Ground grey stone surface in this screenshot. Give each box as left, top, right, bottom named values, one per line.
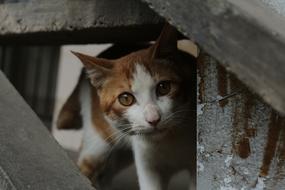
left=0, top=0, right=163, bottom=44
left=261, top=0, right=285, bottom=17
left=197, top=52, right=285, bottom=189
left=142, top=0, right=285, bottom=116
left=0, top=71, right=95, bottom=190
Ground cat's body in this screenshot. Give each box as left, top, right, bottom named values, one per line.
left=57, top=24, right=196, bottom=190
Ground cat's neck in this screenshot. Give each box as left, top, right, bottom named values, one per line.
left=131, top=121, right=192, bottom=147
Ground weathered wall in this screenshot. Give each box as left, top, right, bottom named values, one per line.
left=197, top=52, right=285, bottom=189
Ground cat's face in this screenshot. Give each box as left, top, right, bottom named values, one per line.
left=99, top=52, right=187, bottom=137
left=73, top=24, right=195, bottom=138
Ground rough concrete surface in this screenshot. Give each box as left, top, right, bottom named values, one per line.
left=197, top=52, right=285, bottom=189
left=0, top=71, right=94, bottom=190
left=261, top=0, right=285, bottom=16
left=0, top=0, right=163, bottom=44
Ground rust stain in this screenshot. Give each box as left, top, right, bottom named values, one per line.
left=260, top=111, right=283, bottom=177
left=240, top=93, right=255, bottom=158
left=235, top=137, right=251, bottom=159
left=217, top=64, right=228, bottom=107
left=231, top=75, right=255, bottom=159
left=277, top=122, right=285, bottom=161
left=278, top=130, right=285, bottom=160
left=197, top=53, right=206, bottom=103
left=246, top=127, right=257, bottom=138
left=244, top=93, right=254, bottom=129
left=272, top=116, right=285, bottom=182
left=237, top=137, right=251, bottom=159
left=232, top=96, right=249, bottom=159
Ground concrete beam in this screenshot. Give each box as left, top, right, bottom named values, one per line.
left=0, top=0, right=163, bottom=44
left=143, top=0, right=285, bottom=115
left=0, top=71, right=94, bottom=190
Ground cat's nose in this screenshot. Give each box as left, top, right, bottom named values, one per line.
left=144, top=104, right=161, bottom=127
left=147, top=117, right=161, bottom=127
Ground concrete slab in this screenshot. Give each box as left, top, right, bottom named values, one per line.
left=0, top=71, right=94, bottom=190
left=0, top=0, right=163, bottom=44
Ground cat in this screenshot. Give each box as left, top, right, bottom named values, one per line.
left=57, top=23, right=197, bottom=190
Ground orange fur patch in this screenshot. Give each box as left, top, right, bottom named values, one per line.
left=79, top=157, right=96, bottom=178
left=97, top=49, right=151, bottom=118
left=79, top=156, right=105, bottom=179
left=91, top=87, right=117, bottom=145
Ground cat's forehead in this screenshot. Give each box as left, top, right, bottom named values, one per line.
left=131, top=64, right=154, bottom=93
left=114, top=49, right=150, bottom=72
left=112, top=48, right=176, bottom=79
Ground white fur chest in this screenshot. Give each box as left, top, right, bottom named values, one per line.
left=132, top=126, right=192, bottom=173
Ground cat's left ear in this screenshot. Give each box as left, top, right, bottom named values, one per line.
left=151, top=23, right=178, bottom=59
left=71, top=51, right=113, bottom=88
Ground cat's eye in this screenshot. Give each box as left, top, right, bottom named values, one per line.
left=118, top=92, right=135, bottom=106
left=156, top=81, right=171, bottom=96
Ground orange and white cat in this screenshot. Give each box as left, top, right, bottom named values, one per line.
left=57, top=24, right=196, bottom=190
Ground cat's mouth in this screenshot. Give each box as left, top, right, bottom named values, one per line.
left=128, top=127, right=168, bottom=136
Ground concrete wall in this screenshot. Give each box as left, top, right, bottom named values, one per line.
left=197, top=52, right=285, bottom=190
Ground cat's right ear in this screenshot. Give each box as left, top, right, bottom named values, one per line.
left=151, top=23, right=178, bottom=59
left=71, top=51, right=113, bottom=88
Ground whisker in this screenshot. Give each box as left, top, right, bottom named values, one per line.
left=160, top=108, right=193, bottom=126
left=103, top=126, right=133, bottom=142
left=104, top=132, right=129, bottom=159
left=82, top=127, right=129, bottom=151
